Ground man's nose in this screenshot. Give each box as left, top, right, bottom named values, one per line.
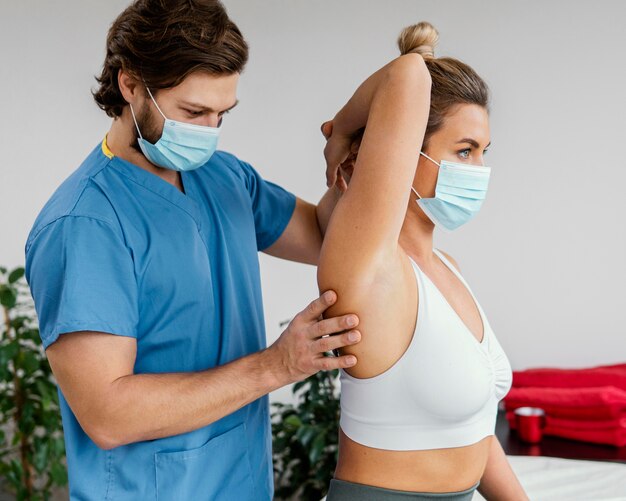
left=198, top=114, right=221, bottom=128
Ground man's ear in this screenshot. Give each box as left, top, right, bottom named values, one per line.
left=118, top=69, right=142, bottom=105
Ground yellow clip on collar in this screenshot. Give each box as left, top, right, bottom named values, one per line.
left=101, top=136, right=114, bottom=159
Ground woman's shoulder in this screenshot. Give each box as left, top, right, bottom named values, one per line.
left=435, top=248, right=461, bottom=273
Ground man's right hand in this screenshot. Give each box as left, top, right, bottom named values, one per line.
left=44, top=293, right=359, bottom=449
left=267, top=290, right=360, bottom=385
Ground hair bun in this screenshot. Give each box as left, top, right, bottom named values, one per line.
left=397, top=22, right=439, bottom=59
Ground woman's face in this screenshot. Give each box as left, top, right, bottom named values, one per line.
left=413, top=103, right=491, bottom=200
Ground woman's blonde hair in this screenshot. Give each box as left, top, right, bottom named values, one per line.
left=398, top=22, right=490, bottom=147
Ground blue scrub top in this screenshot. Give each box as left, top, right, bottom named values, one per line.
left=25, top=139, right=296, bottom=500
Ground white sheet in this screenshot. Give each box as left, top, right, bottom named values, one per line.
left=472, top=455, right=626, bottom=501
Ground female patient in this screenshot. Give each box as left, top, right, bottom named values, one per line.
left=318, top=23, right=529, bottom=500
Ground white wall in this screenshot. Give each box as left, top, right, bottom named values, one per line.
left=1, top=0, right=624, bottom=406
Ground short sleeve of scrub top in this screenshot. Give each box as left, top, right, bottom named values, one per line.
left=25, top=215, right=138, bottom=349
left=235, top=158, right=297, bottom=251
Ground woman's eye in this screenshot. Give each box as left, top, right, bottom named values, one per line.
left=458, top=149, right=471, bottom=159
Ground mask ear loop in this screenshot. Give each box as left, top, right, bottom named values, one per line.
left=130, top=83, right=168, bottom=142
left=129, top=103, right=144, bottom=140
left=419, top=151, right=440, bottom=167
left=144, top=86, right=168, bottom=121
left=412, top=151, right=440, bottom=200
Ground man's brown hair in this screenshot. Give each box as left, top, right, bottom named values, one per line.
left=93, top=0, right=248, bottom=118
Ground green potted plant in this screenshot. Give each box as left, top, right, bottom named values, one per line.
left=0, top=266, right=67, bottom=500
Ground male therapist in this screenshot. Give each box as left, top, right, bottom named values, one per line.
left=24, top=1, right=361, bottom=499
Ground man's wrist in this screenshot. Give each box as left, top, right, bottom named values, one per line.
left=255, top=346, right=291, bottom=392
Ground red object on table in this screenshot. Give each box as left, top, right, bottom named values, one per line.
left=503, top=363, right=626, bottom=447
left=514, top=407, right=547, bottom=444
left=506, top=410, right=626, bottom=447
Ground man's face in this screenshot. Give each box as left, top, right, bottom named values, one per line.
left=132, top=71, right=240, bottom=151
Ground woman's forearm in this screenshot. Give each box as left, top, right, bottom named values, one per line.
left=331, top=58, right=406, bottom=137
left=319, top=54, right=430, bottom=268
left=478, top=436, right=530, bottom=501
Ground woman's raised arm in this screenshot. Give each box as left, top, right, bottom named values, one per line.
left=318, top=54, right=431, bottom=295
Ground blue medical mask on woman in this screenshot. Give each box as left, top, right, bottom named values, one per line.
left=411, top=151, right=491, bottom=232
left=129, top=87, right=220, bottom=172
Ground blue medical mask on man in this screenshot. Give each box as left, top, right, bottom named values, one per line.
left=129, top=86, right=220, bottom=172
left=411, top=151, right=491, bottom=232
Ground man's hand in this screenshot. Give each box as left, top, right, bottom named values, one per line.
left=267, top=290, right=360, bottom=384
left=44, top=295, right=358, bottom=449
left=45, top=292, right=360, bottom=450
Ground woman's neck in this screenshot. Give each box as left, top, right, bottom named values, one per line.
left=398, top=205, right=437, bottom=264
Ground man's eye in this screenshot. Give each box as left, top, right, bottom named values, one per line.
left=186, top=109, right=203, bottom=116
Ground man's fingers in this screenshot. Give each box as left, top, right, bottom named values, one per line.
left=311, top=314, right=358, bottom=338
left=315, top=330, right=361, bottom=354
left=315, top=354, right=357, bottom=371
left=300, top=290, right=337, bottom=322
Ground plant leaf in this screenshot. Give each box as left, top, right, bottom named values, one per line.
left=0, top=285, right=17, bottom=308
left=49, top=461, right=68, bottom=485
left=8, top=268, right=25, bottom=284
left=283, top=415, right=302, bottom=429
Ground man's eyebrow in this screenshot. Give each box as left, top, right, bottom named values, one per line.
left=456, top=138, right=491, bottom=149
left=179, top=99, right=239, bottom=112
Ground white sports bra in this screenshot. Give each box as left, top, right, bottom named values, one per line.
left=339, top=248, right=513, bottom=450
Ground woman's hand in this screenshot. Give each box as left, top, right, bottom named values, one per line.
left=320, top=53, right=427, bottom=191
left=321, top=120, right=363, bottom=192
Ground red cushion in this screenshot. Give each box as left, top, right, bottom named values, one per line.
left=512, top=363, right=626, bottom=391
left=504, top=386, right=626, bottom=420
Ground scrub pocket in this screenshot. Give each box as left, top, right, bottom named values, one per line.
left=154, top=422, right=256, bottom=501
